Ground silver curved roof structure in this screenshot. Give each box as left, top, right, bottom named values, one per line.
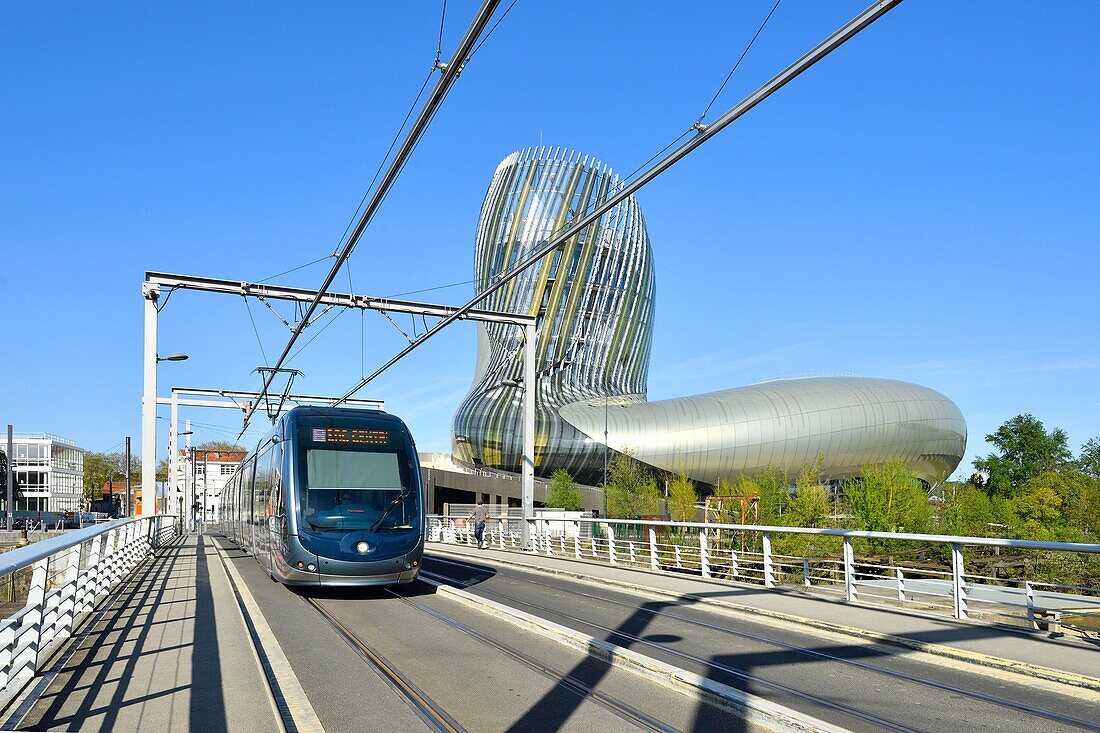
left=559, top=377, right=966, bottom=486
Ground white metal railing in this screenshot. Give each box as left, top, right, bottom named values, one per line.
left=426, top=515, right=1100, bottom=632
left=0, top=515, right=178, bottom=707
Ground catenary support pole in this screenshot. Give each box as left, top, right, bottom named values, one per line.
left=168, top=392, right=179, bottom=520
left=125, top=437, right=132, bottom=517
left=140, top=282, right=158, bottom=517
left=6, top=425, right=13, bottom=531
left=521, top=322, right=536, bottom=549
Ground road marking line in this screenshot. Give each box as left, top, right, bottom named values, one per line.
left=211, top=538, right=325, bottom=733
left=421, top=576, right=842, bottom=733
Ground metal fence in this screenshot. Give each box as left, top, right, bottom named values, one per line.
left=427, top=515, right=1100, bottom=634
left=0, top=515, right=178, bottom=708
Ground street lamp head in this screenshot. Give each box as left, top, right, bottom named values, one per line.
left=157, top=353, right=189, bottom=363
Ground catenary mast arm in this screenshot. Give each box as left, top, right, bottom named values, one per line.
left=239, top=0, right=502, bottom=438
left=332, top=0, right=904, bottom=406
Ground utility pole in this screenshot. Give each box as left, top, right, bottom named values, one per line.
left=6, top=425, right=13, bottom=531
left=125, top=436, right=132, bottom=517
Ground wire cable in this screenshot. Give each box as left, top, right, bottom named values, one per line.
left=435, top=0, right=448, bottom=65
left=257, top=255, right=336, bottom=284
left=243, top=297, right=270, bottom=366
left=467, top=0, right=519, bottom=61
left=697, top=0, right=783, bottom=123
left=285, top=307, right=349, bottom=366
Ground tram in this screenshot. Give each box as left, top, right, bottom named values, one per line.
left=221, top=406, right=424, bottom=586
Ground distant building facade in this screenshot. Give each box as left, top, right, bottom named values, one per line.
left=172, top=450, right=246, bottom=522
left=1, top=433, right=85, bottom=513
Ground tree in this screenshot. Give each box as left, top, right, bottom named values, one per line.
left=196, top=440, right=247, bottom=453
left=973, top=414, right=1072, bottom=498
left=156, top=458, right=169, bottom=482
left=667, top=474, right=698, bottom=522
left=605, top=450, right=661, bottom=518
left=755, top=466, right=790, bottom=525
left=788, top=455, right=830, bottom=528
left=544, top=469, right=583, bottom=511
left=940, top=482, right=996, bottom=538
left=845, top=460, right=934, bottom=534
left=1079, top=437, right=1100, bottom=479
left=82, top=451, right=142, bottom=507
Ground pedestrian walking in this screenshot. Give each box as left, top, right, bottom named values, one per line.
left=469, top=500, right=489, bottom=548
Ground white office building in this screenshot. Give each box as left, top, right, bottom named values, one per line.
left=2, top=433, right=85, bottom=514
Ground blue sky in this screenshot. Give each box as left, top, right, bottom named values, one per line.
left=2, top=1, right=1097, bottom=479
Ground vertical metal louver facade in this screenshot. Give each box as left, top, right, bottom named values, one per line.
left=452, top=148, right=655, bottom=481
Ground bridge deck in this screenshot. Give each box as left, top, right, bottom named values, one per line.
left=8, top=533, right=281, bottom=732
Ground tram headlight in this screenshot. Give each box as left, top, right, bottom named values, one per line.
left=355, top=541, right=370, bottom=554
left=306, top=563, right=317, bottom=572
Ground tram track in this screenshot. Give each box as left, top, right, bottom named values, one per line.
left=304, top=596, right=466, bottom=733
left=424, top=554, right=1100, bottom=733
left=304, top=589, right=678, bottom=732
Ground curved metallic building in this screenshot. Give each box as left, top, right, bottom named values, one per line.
left=559, top=377, right=967, bottom=486
left=452, top=148, right=654, bottom=479
left=453, top=148, right=966, bottom=487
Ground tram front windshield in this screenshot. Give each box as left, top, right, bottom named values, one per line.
left=297, top=420, right=419, bottom=533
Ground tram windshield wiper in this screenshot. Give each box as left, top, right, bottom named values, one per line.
left=369, top=491, right=411, bottom=532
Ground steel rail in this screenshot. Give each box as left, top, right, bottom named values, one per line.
left=240, top=0, right=503, bottom=436
left=332, top=0, right=905, bottom=405
left=424, top=556, right=1100, bottom=733
left=419, top=566, right=921, bottom=733
left=384, top=586, right=678, bottom=732
left=305, top=597, right=465, bottom=733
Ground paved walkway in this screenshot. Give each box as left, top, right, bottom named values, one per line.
left=9, top=533, right=280, bottom=732
left=427, top=542, right=1100, bottom=684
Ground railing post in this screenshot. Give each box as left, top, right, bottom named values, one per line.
left=1026, top=580, right=1035, bottom=629
left=465, top=519, right=473, bottom=546
left=762, top=531, right=774, bottom=588
left=607, top=525, right=617, bottom=565
left=628, top=541, right=637, bottom=566
left=574, top=521, right=582, bottom=559
left=559, top=533, right=565, bottom=555
left=803, top=558, right=811, bottom=587
left=499, top=520, right=506, bottom=550
left=896, top=567, right=905, bottom=601
left=57, top=545, right=81, bottom=641
left=16, top=557, right=49, bottom=680
left=729, top=549, right=738, bottom=577
left=843, top=536, right=856, bottom=602
left=699, top=530, right=711, bottom=578
left=951, top=542, right=968, bottom=620
left=81, top=535, right=102, bottom=617
left=674, top=544, right=683, bottom=569
left=649, top=527, right=659, bottom=571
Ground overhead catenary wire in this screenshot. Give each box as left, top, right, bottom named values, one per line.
left=696, top=0, right=783, bottom=124
left=243, top=297, right=270, bottom=366
left=331, top=0, right=905, bottom=407
left=239, top=0, right=504, bottom=439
